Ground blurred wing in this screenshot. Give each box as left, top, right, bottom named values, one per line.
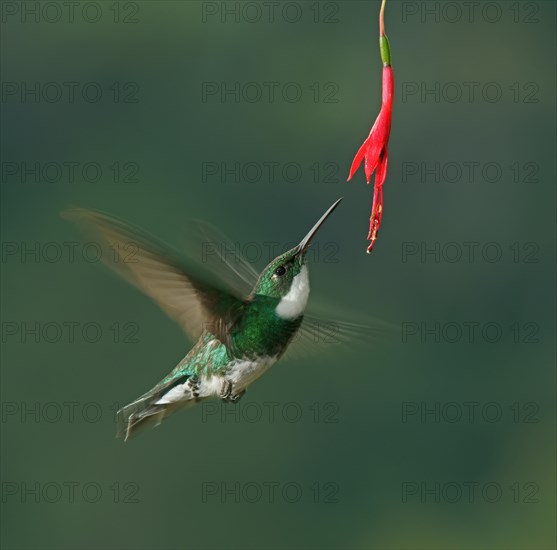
left=285, top=304, right=397, bottom=360
left=64, top=208, right=246, bottom=343
left=179, top=218, right=259, bottom=297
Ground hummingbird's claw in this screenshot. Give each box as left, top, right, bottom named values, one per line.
left=219, top=380, right=245, bottom=403
left=219, top=379, right=233, bottom=400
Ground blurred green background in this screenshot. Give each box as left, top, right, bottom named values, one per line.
left=1, top=1, right=555, bottom=549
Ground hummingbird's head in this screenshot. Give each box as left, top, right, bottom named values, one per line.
left=252, top=198, right=342, bottom=317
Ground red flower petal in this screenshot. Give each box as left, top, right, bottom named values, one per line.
left=364, top=136, right=383, bottom=183
left=375, top=147, right=388, bottom=188
left=347, top=136, right=369, bottom=182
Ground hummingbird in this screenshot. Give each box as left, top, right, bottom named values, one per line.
left=66, top=198, right=345, bottom=440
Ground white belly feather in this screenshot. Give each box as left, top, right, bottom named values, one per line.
left=155, top=356, right=277, bottom=404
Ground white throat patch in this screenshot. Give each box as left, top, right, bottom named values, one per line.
left=275, top=265, right=310, bottom=320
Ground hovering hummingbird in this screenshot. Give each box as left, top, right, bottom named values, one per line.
left=66, top=198, right=350, bottom=440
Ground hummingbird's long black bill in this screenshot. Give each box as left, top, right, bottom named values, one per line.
left=296, top=197, right=343, bottom=255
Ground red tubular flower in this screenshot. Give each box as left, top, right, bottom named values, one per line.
left=347, top=0, right=393, bottom=254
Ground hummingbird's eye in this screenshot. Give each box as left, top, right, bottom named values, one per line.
left=274, top=265, right=287, bottom=277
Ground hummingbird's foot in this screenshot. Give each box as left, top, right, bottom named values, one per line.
left=226, top=390, right=246, bottom=403
left=219, top=379, right=233, bottom=400
left=219, top=380, right=245, bottom=403
left=187, top=376, right=200, bottom=401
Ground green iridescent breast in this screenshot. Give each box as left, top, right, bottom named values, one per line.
left=231, top=295, right=303, bottom=358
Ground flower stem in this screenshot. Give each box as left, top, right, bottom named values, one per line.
left=379, top=0, right=386, bottom=37
left=379, top=0, right=391, bottom=66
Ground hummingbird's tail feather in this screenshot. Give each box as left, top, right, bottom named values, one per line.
left=117, top=399, right=200, bottom=441
left=116, top=383, right=200, bottom=441
left=117, top=402, right=166, bottom=441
